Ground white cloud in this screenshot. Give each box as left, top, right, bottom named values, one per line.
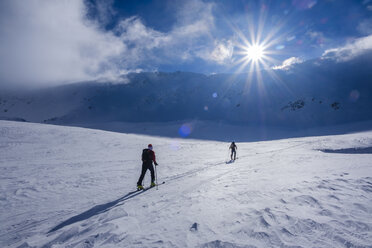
left=112, top=0, right=217, bottom=64
left=272, top=57, right=304, bottom=70
left=357, top=18, right=372, bottom=35
left=321, top=35, right=372, bottom=62
left=210, top=40, right=234, bottom=64
left=0, top=0, right=218, bottom=87
left=197, top=40, right=234, bottom=64
left=0, top=0, right=126, bottom=86
left=114, top=16, right=168, bottom=65
left=89, top=0, right=116, bottom=26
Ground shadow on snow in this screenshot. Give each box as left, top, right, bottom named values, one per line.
left=320, top=147, right=372, bottom=154
left=48, top=188, right=150, bottom=234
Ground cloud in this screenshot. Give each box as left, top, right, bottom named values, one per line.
left=306, top=30, right=330, bottom=47
left=210, top=40, right=234, bottom=64
left=321, top=35, right=372, bottom=62
left=197, top=40, right=234, bottom=64
left=357, top=18, right=372, bottom=35
left=0, top=0, right=219, bottom=87
left=0, top=0, right=126, bottom=86
left=114, top=16, right=168, bottom=65
left=86, top=0, right=117, bottom=27
left=272, top=57, right=304, bottom=70
left=112, top=0, right=218, bottom=65
left=292, top=0, right=317, bottom=10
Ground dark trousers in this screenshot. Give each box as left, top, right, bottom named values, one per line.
left=231, top=150, right=236, bottom=160
left=137, top=162, right=155, bottom=186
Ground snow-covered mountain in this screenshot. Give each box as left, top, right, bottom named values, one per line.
left=1, top=120, right=371, bottom=247
left=1, top=52, right=371, bottom=138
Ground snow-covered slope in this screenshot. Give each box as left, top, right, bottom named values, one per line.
left=1, top=120, right=371, bottom=247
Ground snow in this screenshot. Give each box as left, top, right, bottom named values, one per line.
left=1, top=120, right=372, bottom=247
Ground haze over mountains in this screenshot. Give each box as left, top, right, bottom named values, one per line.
left=1, top=50, right=371, bottom=140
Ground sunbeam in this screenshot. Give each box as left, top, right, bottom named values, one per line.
left=227, top=5, right=298, bottom=106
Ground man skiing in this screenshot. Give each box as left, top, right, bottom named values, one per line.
left=137, top=144, right=158, bottom=190
left=229, top=142, right=237, bottom=161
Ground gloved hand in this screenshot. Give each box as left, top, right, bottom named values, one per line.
left=155, top=162, right=158, bottom=166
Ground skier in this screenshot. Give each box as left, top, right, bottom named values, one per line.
left=137, top=144, right=158, bottom=190
left=229, top=142, right=237, bottom=161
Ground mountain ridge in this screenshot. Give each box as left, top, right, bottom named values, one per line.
left=1, top=52, right=371, bottom=132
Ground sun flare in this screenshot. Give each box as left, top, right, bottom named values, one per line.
left=245, top=44, right=264, bottom=61
left=230, top=11, right=288, bottom=91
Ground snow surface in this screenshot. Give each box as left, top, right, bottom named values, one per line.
left=1, top=120, right=372, bottom=247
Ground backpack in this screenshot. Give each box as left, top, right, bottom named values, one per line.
left=142, top=149, right=152, bottom=162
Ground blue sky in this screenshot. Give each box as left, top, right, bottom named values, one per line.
left=0, top=0, right=371, bottom=86
left=86, top=0, right=372, bottom=71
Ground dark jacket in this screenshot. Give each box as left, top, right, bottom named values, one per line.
left=142, top=148, right=158, bottom=165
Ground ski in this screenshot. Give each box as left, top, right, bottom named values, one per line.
left=137, top=181, right=165, bottom=191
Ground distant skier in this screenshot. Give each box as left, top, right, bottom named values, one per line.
left=137, top=144, right=158, bottom=190
left=229, top=142, right=237, bottom=161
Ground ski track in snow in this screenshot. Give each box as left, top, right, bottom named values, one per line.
left=0, top=120, right=372, bottom=248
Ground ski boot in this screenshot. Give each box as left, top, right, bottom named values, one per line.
left=150, top=182, right=156, bottom=188
left=137, top=185, right=144, bottom=190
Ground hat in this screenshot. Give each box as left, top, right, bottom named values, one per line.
left=148, top=144, right=153, bottom=148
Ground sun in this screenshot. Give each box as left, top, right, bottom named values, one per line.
left=245, top=44, right=265, bottom=61
left=224, top=5, right=291, bottom=105
left=233, top=40, right=270, bottom=73
left=234, top=39, right=272, bottom=70
left=229, top=8, right=289, bottom=84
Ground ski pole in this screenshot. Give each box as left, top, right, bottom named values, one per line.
left=155, top=164, right=158, bottom=190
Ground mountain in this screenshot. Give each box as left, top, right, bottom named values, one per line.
left=0, top=52, right=371, bottom=138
